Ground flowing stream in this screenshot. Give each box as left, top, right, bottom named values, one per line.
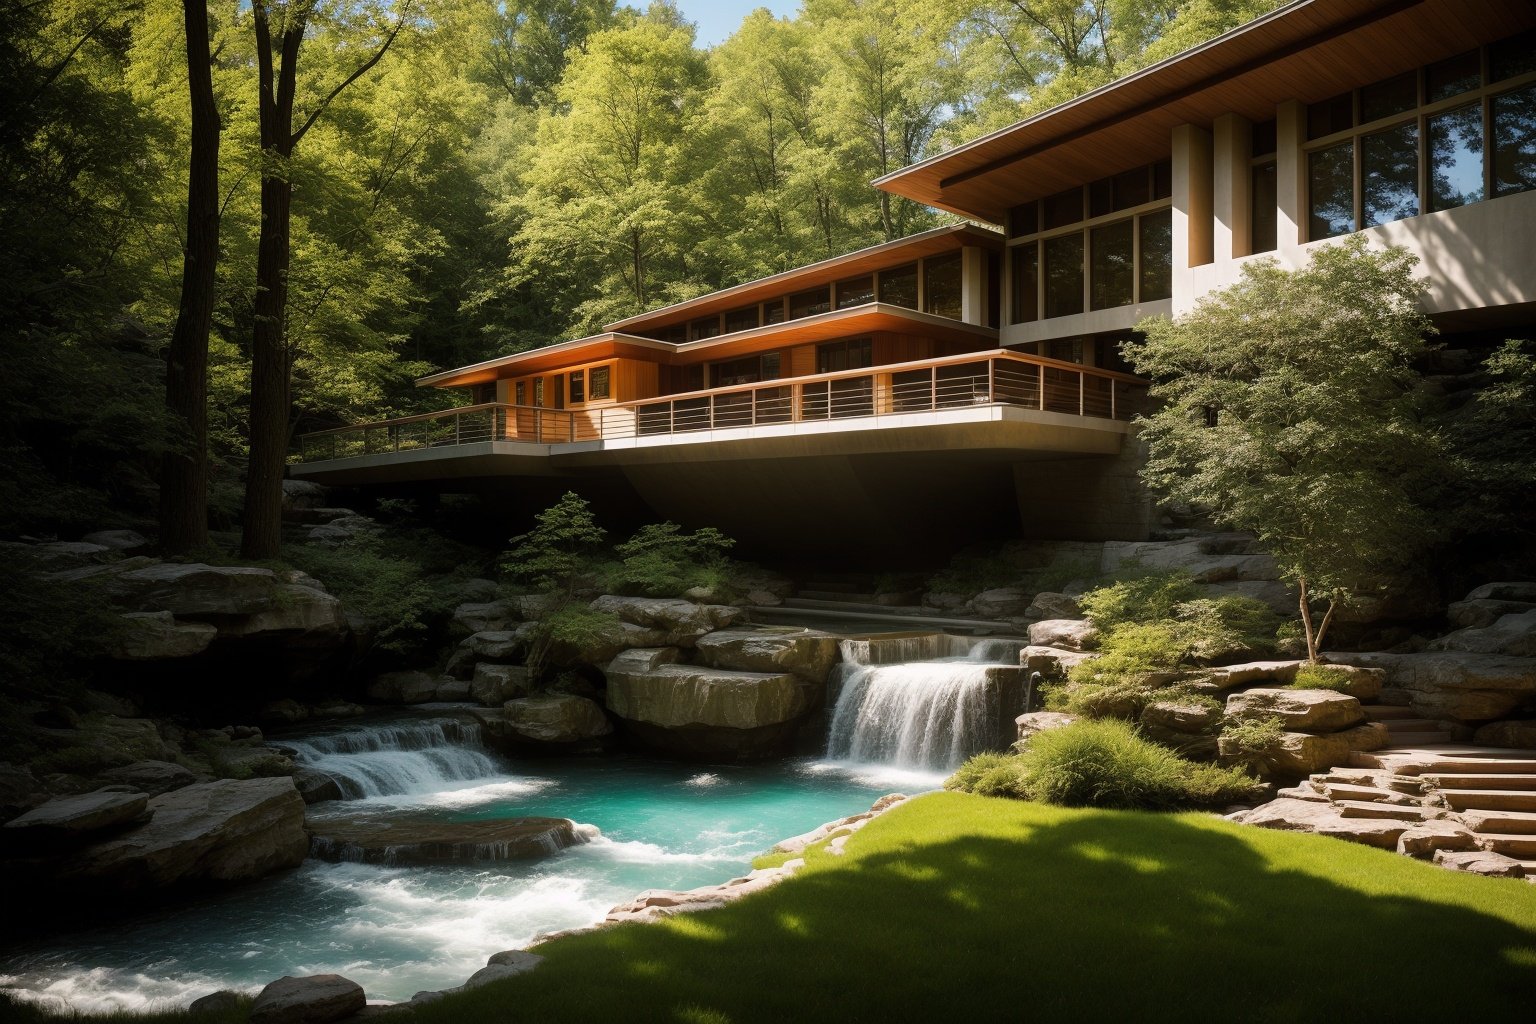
left=0, top=711, right=940, bottom=1014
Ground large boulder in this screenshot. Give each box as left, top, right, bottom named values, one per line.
left=1025, top=592, right=1081, bottom=620
left=604, top=656, right=813, bottom=759
left=588, top=596, right=742, bottom=646
left=1142, top=700, right=1221, bottom=735
left=471, top=664, right=534, bottom=706
left=281, top=479, right=329, bottom=510
left=112, top=611, right=218, bottom=660
left=1220, top=730, right=1352, bottom=777
left=215, top=576, right=346, bottom=643
left=53, top=777, right=307, bottom=891
left=1465, top=581, right=1536, bottom=603
left=1020, top=645, right=1097, bottom=675
left=1224, top=688, right=1365, bottom=732
left=366, top=671, right=439, bottom=705
left=1471, top=720, right=1536, bottom=748
left=1027, top=619, right=1098, bottom=651
left=1433, top=849, right=1527, bottom=878
left=1014, top=711, right=1079, bottom=743
left=453, top=600, right=522, bottom=635
left=1447, top=598, right=1536, bottom=630
left=1429, top=609, right=1536, bottom=658
left=460, top=626, right=536, bottom=662
left=250, top=974, right=365, bottom=1024
left=693, top=628, right=840, bottom=685
left=97, top=760, right=197, bottom=796
left=2, top=791, right=148, bottom=844
left=1100, top=535, right=1278, bottom=583
left=491, top=695, right=613, bottom=746
left=1324, top=650, right=1536, bottom=722
left=108, top=563, right=280, bottom=616
left=971, top=588, right=1032, bottom=619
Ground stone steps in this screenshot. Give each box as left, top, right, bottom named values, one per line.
left=1381, top=717, right=1451, bottom=732
left=1420, top=773, right=1536, bottom=790
left=1335, top=800, right=1431, bottom=821
left=1350, top=749, right=1536, bottom=774
left=1319, top=783, right=1420, bottom=805
left=1455, top=809, right=1536, bottom=835
left=1482, top=835, right=1536, bottom=858
left=1440, top=789, right=1536, bottom=813
left=1387, top=731, right=1463, bottom=746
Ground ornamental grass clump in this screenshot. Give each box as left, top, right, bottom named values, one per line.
left=1289, top=664, right=1357, bottom=692
left=947, top=719, right=1264, bottom=810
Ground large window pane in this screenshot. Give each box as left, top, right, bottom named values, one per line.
left=1043, top=234, right=1084, bottom=319
left=1491, top=29, right=1536, bottom=83
left=1361, top=71, right=1417, bottom=123
left=1008, top=201, right=1037, bottom=238
left=1138, top=209, right=1172, bottom=302
left=589, top=365, right=610, bottom=400
left=1043, top=188, right=1083, bottom=229
left=1308, top=141, right=1355, bottom=239
left=1251, top=162, right=1277, bottom=253
left=689, top=316, right=720, bottom=341
left=724, top=306, right=759, bottom=333
left=1010, top=244, right=1037, bottom=324
left=1089, top=220, right=1134, bottom=310
left=764, top=300, right=785, bottom=325
left=878, top=263, right=918, bottom=308
left=1428, top=104, right=1485, bottom=211
left=788, top=287, right=831, bottom=320
left=1308, top=92, right=1353, bottom=140
left=1362, top=121, right=1420, bottom=227
left=1493, top=85, right=1536, bottom=198
left=835, top=275, right=874, bottom=309
left=923, top=253, right=963, bottom=319
left=1428, top=50, right=1480, bottom=103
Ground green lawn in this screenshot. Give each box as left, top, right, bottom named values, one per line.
left=8, top=793, right=1536, bottom=1023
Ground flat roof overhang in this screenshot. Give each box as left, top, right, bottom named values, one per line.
left=875, top=0, right=1536, bottom=223
left=415, top=305, right=999, bottom=389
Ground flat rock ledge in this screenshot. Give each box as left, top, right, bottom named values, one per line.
left=308, top=816, right=597, bottom=866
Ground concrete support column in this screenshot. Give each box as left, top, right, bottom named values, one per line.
left=960, top=245, right=987, bottom=325
left=1172, top=123, right=1214, bottom=270
left=1213, top=113, right=1252, bottom=261
left=1276, top=99, right=1307, bottom=248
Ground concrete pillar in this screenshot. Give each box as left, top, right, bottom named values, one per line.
left=1213, top=113, right=1252, bottom=261
left=1172, top=124, right=1214, bottom=270
left=960, top=245, right=987, bottom=325
left=1276, top=99, right=1306, bottom=249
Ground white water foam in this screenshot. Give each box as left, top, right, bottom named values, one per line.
left=0, top=966, right=245, bottom=1016
left=684, top=772, right=723, bottom=788
left=285, top=718, right=503, bottom=800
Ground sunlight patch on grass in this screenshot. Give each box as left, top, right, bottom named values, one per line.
left=1071, top=840, right=1168, bottom=874
left=665, top=916, right=728, bottom=943
left=775, top=911, right=810, bottom=937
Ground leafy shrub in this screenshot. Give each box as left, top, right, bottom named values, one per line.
left=1078, top=569, right=1199, bottom=629
left=1045, top=679, right=1158, bottom=720
left=1219, top=715, right=1286, bottom=755
left=951, top=719, right=1263, bottom=810
left=607, top=522, right=735, bottom=598
left=1174, top=596, right=1283, bottom=661
left=1290, top=665, right=1357, bottom=692
left=524, top=603, right=622, bottom=678
left=503, top=491, right=607, bottom=593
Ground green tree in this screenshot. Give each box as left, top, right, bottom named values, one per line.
left=503, top=491, right=608, bottom=594
left=1123, top=237, right=1442, bottom=663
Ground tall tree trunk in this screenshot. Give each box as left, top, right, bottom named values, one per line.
left=160, top=0, right=220, bottom=555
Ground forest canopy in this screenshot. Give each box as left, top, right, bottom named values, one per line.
left=0, top=0, right=1285, bottom=537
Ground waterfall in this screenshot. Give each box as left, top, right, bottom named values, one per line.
left=284, top=718, right=502, bottom=799
left=826, top=635, right=1027, bottom=771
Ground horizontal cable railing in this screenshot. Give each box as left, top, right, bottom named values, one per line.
left=295, top=350, right=1145, bottom=462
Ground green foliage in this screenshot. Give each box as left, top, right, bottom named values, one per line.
left=524, top=602, right=622, bottom=679
left=608, top=522, right=736, bottom=598
left=1079, top=569, right=1199, bottom=628
left=1219, top=715, right=1286, bottom=756
left=1126, top=237, right=1443, bottom=660
left=1441, top=339, right=1536, bottom=543
left=1289, top=665, right=1356, bottom=693
left=502, top=492, right=608, bottom=593
left=1046, top=678, right=1160, bottom=720
left=950, top=719, right=1263, bottom=810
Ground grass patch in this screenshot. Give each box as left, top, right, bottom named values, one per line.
left=1290, top=665, right=1356, bottom=692
left=16, top=794, right=1536, bottom=1022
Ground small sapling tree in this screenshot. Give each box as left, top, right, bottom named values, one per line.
left=1124, top=236, right=1443, bottom=663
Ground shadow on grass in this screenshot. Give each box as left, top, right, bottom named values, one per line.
left=416, top=796, right=1536, bottom=1024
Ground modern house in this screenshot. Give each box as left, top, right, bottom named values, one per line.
left=292, top=0, right=1536, bottom=558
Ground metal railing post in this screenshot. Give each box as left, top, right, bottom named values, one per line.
left=1110, top=380, right=1116, bottom=420
left=1038, top=366, right=1045, bottom=411
left=1079, top=371, right=1085, bottom=416
left=930, top=368, right=937, bottom=410
left=988, top=358, right=995, bottom=403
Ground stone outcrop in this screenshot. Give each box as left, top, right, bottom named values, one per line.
left=1027, top=619, right=1098, bottom=650
left=1014, top=711, right=1080, bottom=743
left=1429, top=609, right=1536, bottom=658
left=2, top=791, right=148, bottom=844
left=1020, top=645, right=1097, bottom=675
left=1224, top=688, right=1365, bottom=732
left=1229, top=797, right=1411, bottom=849
left=589, top=596, right=742, bottom=646
left=1025, top=592, right=1081, bottom=620
left=471, top=664, right=534, bottom=706
left=459, top=626, right=536, bottom=662
left=100, top=563, right=346, bottom=646
left=1433, top=849, right=1527, bottom=878
left=108, top=563, right=282, bottom=616
left=476, top=696, right=613, bottom=749
left=1472, top=720, right=1536, bottom=748
left=693, top=628, right=840, bottom=684
left=250, top=974, right=365, bottom=1024
left=308, top=816, right=594, bottom=865
left=452, top=600, right=522, bottom=635
left=1100, top=534, right=1278, bottom=583
left=366, top=671, right=440, bottom=705
left=97, top=760, right=196, bottom=796
left=971, top=587, right=1031, bottom=619
left=1325, top=650, right=1536, bottom=722
left=81, top=529, right=150, bottom=552
left=50, top=777, right=306, bottom=892
left=112, top=611, right=218, bottom=660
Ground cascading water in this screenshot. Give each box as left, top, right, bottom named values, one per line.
left=827, top=635, right=1027, bottom=770
left=283, top=717, right=502, bottom=799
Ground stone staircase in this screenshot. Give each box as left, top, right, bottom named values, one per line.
left=1361, top=704, right=1463, bottom=747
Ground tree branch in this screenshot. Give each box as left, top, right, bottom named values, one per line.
left=291, top=7, right=411, bottom=145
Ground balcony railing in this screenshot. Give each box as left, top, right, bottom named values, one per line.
left=295, top=350, right=1145, bottom=463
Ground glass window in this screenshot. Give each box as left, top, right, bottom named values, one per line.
left=923, top=254, right=963, bottom=319
left=689, top=316, right=720, bottom=341
left=1428, top=104, right=1485, bottom=211
left=1152, top=159, right=1173, bottom=201
left=533, top=377, right=544, bottom=406
left=589, top=365, right=610, bottom=401
left=1043, top=233, right=1084, bottom=319
left=1360, top=71, right=1418, bottom=123
left=1428, top=50, right=1481, bottom=103
left=514, top=380, right=526, bottom=405
left=788, top=287, right=830, bottom=320
left=1089, top=220, right=1134, bottom=310
left=1251, top=162, right=1277, bottom=254
left=1043, top=188, right=1083, bottom=229
left=835, top=275, right=874, bottom=309
left=1089, top=176, right=1113, bottom=218
left=1138, top=210, right=1172, bottom=302
left=1308, top=92, right=1353, bottom=140
left=816, top=338, right=872, bottom=373
left=724, top=306, right=759, bottom=333
left=663, top=326, right=686, bottom=343
left=1361, top=121, right=1420, bottom=227
left=1308, top=141, right=1356, bottom=239
left=878, top=263, right=918, bottom=308
left=764, top=299, right=785, bottom=324
left=569, top=370, right=585, bottom=404
left=1491, top=29, right=1536, bottom=83
left=1252, top=119, right=1277, bottom=158
left=1010, top=244, right=1037, bottom=325
left=762, top=351, right=780, bottom=380
left=1493, top=85, right=1536, bottom=198
left=712, top=355, right=765, bottom=387
left=1113, top=165, right=1151, bottom=211
left=1008, top=201, right=1037, bottom=238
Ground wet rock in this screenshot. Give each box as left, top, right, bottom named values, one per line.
left=1027, top=619, right=1098, bottom=651
left=293, top=768, right=342, bottom=805
left=250, top=974, right=365, bottom=1024
left=588, top=596, right=742, bottom=646
left=434, top=678, right=472, bottom=702
left=55, top=777, right=307, bottom=891
left=472, top=664, right=534, bottom=706
left=366, top=671, right=439, bottom=705
left=1025, top=592, right=1080, bottom=620
left=497, top=695, right=612, bottom=746
left=98, top=760, right=196, bottom=796
left=2, top=791, right=148, bottom=843
left=1224, top=688, right=1365, bottom=732
left=112, top=611, right=218, bottom=660
left=604, top=657, right=814, bottom=760
left=1471, top=719, right=1536, bottom=748
left=971, top=587, right=1031, bottom=619
left=309, top=816, right=594, bottom=865
left=211, top=746, right=295, bottom=779
left=1014, top=711, right=1079, bottom=743
left=188, top=990, right=245, bottom=1015
left=81, top=530, right=150, bottom=552
left=693, top=628, right=840, bottom=685
left=1433, top=849, right=1527, bottom=878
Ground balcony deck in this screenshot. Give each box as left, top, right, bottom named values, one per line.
left=290, top=350, right=1144, bottom=487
